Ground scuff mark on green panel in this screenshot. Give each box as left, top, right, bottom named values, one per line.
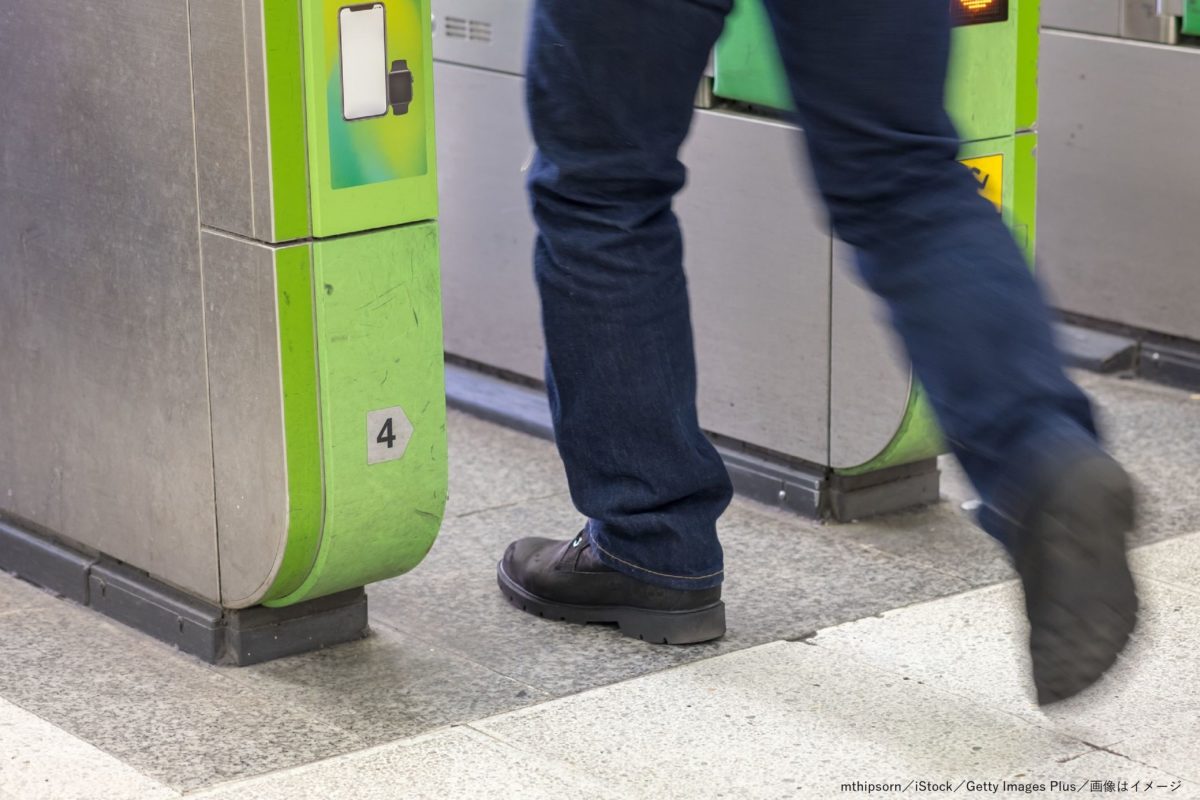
left=713, top=0, right=791, bottom=111
left=262, top=243, right=325, bottom=602
left=262, top=0, right=311, bottom=241
left=945, top=11, right=1020, bottom=143
left=267, top=222, right=447, bottom=606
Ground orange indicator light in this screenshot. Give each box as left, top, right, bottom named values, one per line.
left=951, top=0, right=1009, bottom=26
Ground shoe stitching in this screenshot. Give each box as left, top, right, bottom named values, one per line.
left=590, top=539, right=723, bottom=581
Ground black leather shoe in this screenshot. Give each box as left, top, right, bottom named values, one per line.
left=1015, top=452, right=1139, bottom=705
left=497, top=532, right=725, bottom=644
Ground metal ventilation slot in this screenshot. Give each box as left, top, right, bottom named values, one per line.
left=468, top=20, right=492, bottom=42
left=445, top=15, right=469, bottom=39
left=443, top=15, right=492, bottom=43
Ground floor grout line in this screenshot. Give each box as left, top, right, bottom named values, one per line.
left=174, top=726, right=466, bottom=797
left=1127, top=571, right=1200, bottom=599
left=365, top=615, right=552, bottom=698
left=449, top=490, right=570, bottom=520
left=458, top=723, right=631, bottom=800
left=793, top=636, right=1121, bottom=766
left=727, top=492, right=1014, bottom=588
left=0, top=695, right=183, bottom=798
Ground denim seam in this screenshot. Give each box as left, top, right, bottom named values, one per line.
left=591, top=539, right=723, bottom=581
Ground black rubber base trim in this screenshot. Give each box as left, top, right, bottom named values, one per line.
left=447, top=362, right=941, bottom=521
left=1140, top=341, right=1200, bottom=391
left=497, top=562, right=726, bottom=645
left=1055, top=322, right=1138, bottom=374
left=828, top=460, right=941, bottom=522
left=0, top=517, right=95, bottom=604
left=0, top=516, right=368, bottom=665
left=1055, top=317, right=1200, bottom=391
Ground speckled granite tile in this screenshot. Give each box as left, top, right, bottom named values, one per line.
left=1010, top=750, right=1193, bottom=799
left=830, top=501, right=1014, bottom=588
left=225, top=623, right=548, bottom=747
left=369, top=494, right=701, bottom=691
left=0, top=697, right=178, bottom=800
left=717, top=500, right=974, bottom=638
left=814, top=577, right=1200, bottom=783
left=475, top=641, right=1088, bottom=800
left=190, top=726, right=619, bottom=800
left=1130, top=530, right=1200, bottom=595
left=850, top=372, right=1200, bottom=580
left=445, top=410, right=569, bottom=518
left=0, top=572, right=60, bottom=615
left=1068, top=372, right=1200, bottom=546
left=372, top=493, right=972, bottom=695
left=0, top=602, right=364, bottom=792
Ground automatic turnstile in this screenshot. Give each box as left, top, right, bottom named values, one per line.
left=0, top=0, right=446, bottom=663
left=433, top=0, right=1037, bottom=516
left=1036, top=0, right=1200, bottom=377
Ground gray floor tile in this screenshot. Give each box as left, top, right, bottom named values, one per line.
left=0, top=696, right=179, bottom=800
left=476, top=641, right=1089, bottom=800
left=370, top=495, right=705, bottom=694
left=1131, top=531, right=1200, bottom=594
left=1069, top=373, right=1200, bottom=546
left=1014, top=750, right=1194, bottom=798
left=190, top=726, right=619, bottom=800
left=0, top=601, right=364, bottom=792
left=829, top=501, right=1014, bottom=587
left=717, top=500, right=975, bottom=638
left=225, top=623, right=549, bottom=748
left=444, top=410, right=569, bottom=518
left=842, top=371, right=1200, bottom=583
left=372, top=494, right=972, bottom=696
left=813, top=578, right=1200, bottom=783
left=0, top=572, right=61, bottom=615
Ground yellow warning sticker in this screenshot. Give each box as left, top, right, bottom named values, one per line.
left=960, top=154, right=1004, bottom=212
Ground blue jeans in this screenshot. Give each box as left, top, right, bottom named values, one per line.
left=526, top=0, right=1098, bottom=590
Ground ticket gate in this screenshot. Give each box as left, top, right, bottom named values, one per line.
left=1036, top=0, right=1200, bottom=378
left=0, top=0, right=446, bottom=663
left=433, top=0, right=1037, bottom=516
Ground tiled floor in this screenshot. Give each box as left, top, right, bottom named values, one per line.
left=0, top=697, right=176, bottom=800
left=0, top=371, right=1197, bottom=798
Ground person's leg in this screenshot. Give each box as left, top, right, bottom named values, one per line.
left=497, top=0, right=733, bottom=645
left=522, top=0, right=733, bottom=589
left=759, top=0, right=1136, bottom=703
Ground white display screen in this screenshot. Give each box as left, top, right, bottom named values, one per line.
left=339, top=4, right=388, bottom=121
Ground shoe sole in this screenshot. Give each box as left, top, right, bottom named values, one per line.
left=496, top=562, right=726, bottom=645
left=1020, top=455, right=1139, bottom=705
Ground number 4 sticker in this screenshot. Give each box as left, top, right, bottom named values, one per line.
left=366, top=407, right=413, bottom=465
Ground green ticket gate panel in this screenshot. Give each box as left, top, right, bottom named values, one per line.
left=203, top=226, right=446, bottom=610
left=0, top=0, right=446, bottom=656
left=712, top=0, right=1040, bottom=474
left=1186, top=0, right=1200, bottom=35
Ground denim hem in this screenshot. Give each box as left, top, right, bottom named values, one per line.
left=588, top=534, right=724, bottom=592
